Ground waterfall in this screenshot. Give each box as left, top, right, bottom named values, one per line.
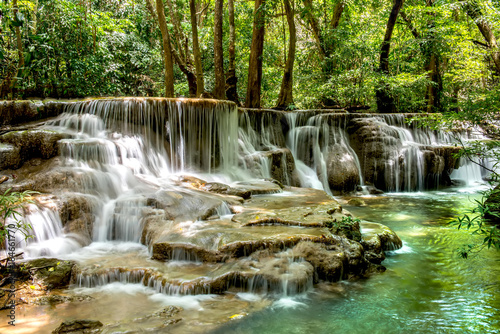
left=237, top=110, right=490, bottom=193
left=8, top=204, right=82, bottom=258
left=15, top=98, right=240, bottom=252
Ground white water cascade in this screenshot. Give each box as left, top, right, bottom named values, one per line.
left=1, top=99, right=492, bottom=300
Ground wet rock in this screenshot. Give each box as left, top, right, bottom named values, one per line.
left=239, top=108, right=288, bottom=148
left=347, top=117, right=403, bottom=191
left=153, top=305, right=183, bottom=318
left=422, top=145, right=461, bottom=187
left=147, top=188, right=226, bottom=221
left=347, top=198, right=366, bottom=206
left=377, top=228, right=403, bottom=251
left=164, top=318, right=182, bottom=326
left=293, top=242, right=347, bottom=282
left=0, top=143, right=22, bottom=169
left=0, top=100, right=65, bottom=127
left=24, top=258, right=76, bottom=289
left=326, top=144, right=361, bottom=193
left=0, top=129, right=70, bottom=167
left=57, top=195, right=95, bottom=242
left=178, top=175, right=207, bottom=188
left=232, top=203, right=344, bottom=228
left=0, top=101, right=38, bottom=126
left=243, top=149, right=300, bottom=187
left=360, top=222, right=402, bottom=264
left=34, top=294, right=93, bottom=305
left=151, top=242, right=220, bottom=262
left=52, top=320, right=103, bottom=333
left=202, top=182, right=251, bottom=199
left=357, top=185, right=384, bottom=195
left=231, top=180, right=283, bottom=195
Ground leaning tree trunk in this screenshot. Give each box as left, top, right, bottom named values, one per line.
left=463, top=1, right=500, bottom=75
left=190, top=0, right=204, bottom=96
left=213, top=0, right=225, bottom=99
left=275, top=0, right=296, bottom=110
left=375, top=0, right=404, bottom=113
left=226, top=0, right=240, bottom=105
left=245, top=0, right=266, bottom=108
left=155, top=0, right=175, bottom=97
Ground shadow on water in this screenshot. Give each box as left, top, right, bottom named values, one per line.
left=213, top=188, right=500, bottom=334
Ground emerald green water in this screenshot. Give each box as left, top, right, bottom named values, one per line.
left=214, top=187, right=500, bottom=334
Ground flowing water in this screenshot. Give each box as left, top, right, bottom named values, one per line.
left=1, top=98, right=498, bottom=333
left=215, top=186, right=500, bottom=334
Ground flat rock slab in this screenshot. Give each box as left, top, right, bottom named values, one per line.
left=146, top=187, right=349, bottom=262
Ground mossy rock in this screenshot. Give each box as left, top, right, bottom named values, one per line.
left=325, top=217, right=362, bottom=242
left=24, top=258, right=76, bottom=289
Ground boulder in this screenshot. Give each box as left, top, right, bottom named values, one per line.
left=0, top=100, right=65, bottom=127
left=326, top=144, right=361, bottom=193
left=0, top=129, right=70, bottom=169
left=57, top=195, right=96, bottom=242
left=24, top=258, right=76, bottom=289
left=347, top=117, right=403, bottom=191
left=293, top=242, right=347, bottom=282
left=0, top=143, right=22, bottom=169
left=52, top=320, right=103, bottom=334
left=243, top=148, right=300, bottom=187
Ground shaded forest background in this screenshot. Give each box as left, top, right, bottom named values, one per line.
left=1, top=0, right=499, bottom=114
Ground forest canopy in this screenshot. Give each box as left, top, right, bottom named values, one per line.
left=0, top=0, right=499, bottom=113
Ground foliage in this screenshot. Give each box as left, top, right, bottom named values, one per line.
left=0, top=0, right=498, bottom=114
left=450, top=187, right=500, bottom=258
left=0, top=188, right=38, bottom=245
left=325, top=216, right=362, bottom=242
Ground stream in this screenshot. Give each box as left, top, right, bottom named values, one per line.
left=215, top=186, right=500, bottom=334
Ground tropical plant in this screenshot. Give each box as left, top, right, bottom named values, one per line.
left=0, top=188, right=38, bottom=245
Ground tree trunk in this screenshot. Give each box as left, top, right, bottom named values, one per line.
left=423, top=0, right=441, bottom=113
left=165, top=0, right=198, bottom=96
left=213, top=0, right=225, bottom=99
left=11, top=0, right=25, bottom=96
left=275, top=0, right=296, bottom=110
left=155, top=0, right=175, bottom=97
left=375, top=0, right=404, bottom=113
left=330, top=0, right=345, bottom=30
left=226, top=0, right=240, bottom=105
left=463, top=1, right=500, bottom=75
left=245, top=0, right=266, bottom=108
left=401, top=5, right=442, bottom=113
left=190, top=0, right=204, bottom=96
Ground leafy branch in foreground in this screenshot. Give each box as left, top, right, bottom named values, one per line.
left=450, top=189, right=500, bottom=258
left=0, top=188, right=38, bottom=245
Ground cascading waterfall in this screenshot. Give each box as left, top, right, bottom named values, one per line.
left=13, top=98, right=240, bottom=258
left=9, top=204, right=82, bottom=258
left=238, top=110, right=489, bottom=193
left=4, top=99, right=493, bottom=303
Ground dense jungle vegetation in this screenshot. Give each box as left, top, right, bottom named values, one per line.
left=0, top=0, right=499, bottom=114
